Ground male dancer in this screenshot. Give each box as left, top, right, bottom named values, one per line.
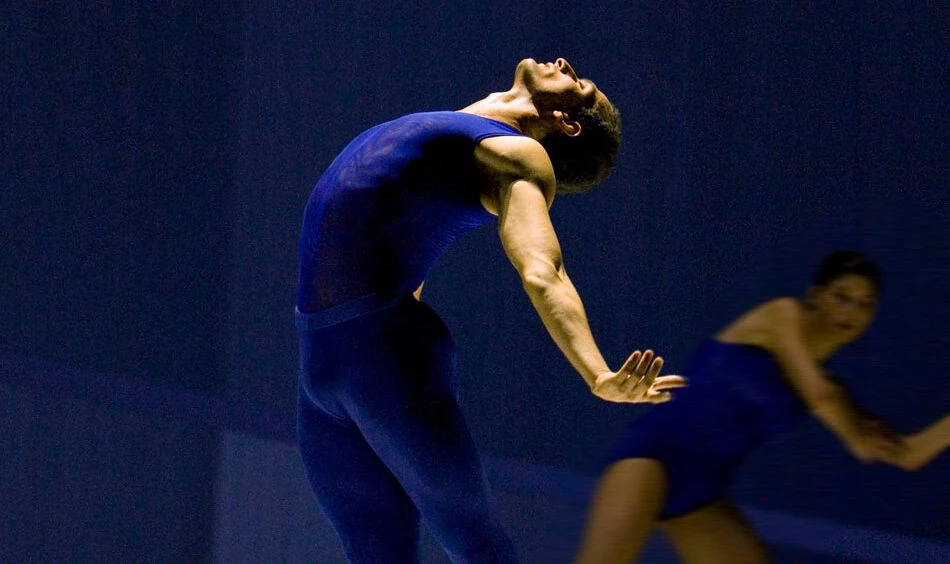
left=296, top=58, right=686, bottom=563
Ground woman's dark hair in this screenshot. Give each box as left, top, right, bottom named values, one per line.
left=812, top=250, right=882, bottom=293
left=540, top=99, right=622, bottom=194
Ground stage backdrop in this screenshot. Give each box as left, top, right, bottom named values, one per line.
left=3, top=3, right=240, bottom=562
left=222, top=0, right=947, bottom=555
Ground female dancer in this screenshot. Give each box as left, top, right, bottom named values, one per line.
left=575, top=250, right=949, bottom=563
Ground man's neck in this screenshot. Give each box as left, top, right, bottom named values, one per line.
left=457, top=90, right=548, bottom=140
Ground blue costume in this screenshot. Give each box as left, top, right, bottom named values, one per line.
left=296, top=112, right=523, bottom=563
left=605, top=340, right=808, bottom=519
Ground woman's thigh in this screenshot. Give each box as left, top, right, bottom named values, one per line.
left=575, top=458, right=667, bottom=564
left=659, top=498, right=770, bottom=564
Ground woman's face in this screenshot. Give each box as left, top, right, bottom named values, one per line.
left=810, top=274, right=879, bottom=343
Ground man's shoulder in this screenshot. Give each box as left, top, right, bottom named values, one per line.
left=371, top=111, right=524, bottom=145
left=475, top=135, right=554, bottom=184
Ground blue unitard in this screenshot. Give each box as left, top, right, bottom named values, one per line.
left=296, top=112, right=523, bottom=563
left=605, top=340, right=808, bottom=519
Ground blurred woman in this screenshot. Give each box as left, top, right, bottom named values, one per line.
left=575, top=250, right=949, bottom=563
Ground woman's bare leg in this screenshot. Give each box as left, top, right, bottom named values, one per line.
left=574, top=458, right=666, bottom=564
left=658, top=498, right=770, bottom=564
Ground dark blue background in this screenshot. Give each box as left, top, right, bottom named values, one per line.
left=3, top=1, right=947, bottom=562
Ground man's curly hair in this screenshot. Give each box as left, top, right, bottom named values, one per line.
left=540, top=99, right=622, bottom=194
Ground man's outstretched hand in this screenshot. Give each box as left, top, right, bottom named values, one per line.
left=590, top=350, right=687, bottom=404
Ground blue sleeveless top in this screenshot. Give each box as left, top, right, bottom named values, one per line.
left=660, top=340, right=808, bottom=456
left=606, top=339, right=809, bottom=517
left=297, top=111, right=524, bottom=312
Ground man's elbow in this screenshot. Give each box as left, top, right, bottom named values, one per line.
left=519, top=262, right=562, bottom=294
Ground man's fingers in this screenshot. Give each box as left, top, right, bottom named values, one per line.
left=646, top=355, right=663, bottom=379
left=623, top=351, right=656, bottom=390
left=652, top=375, right=688, bottom=390
left=635, top=350, right=655, bottom=376
left=621, top=361, right=659, bottom=391
left=647, top=391, right=673, bottom=403
left=618, top=350, right=643, bottom=376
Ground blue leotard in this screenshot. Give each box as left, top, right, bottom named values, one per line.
left=297, top=111, right=519, bottom=313
left=295, top=111, right=524, bottom=563
left=605, top=339, right=808, bottom=519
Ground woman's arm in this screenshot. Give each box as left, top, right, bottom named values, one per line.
left=764, top=298, right=901, bottom=462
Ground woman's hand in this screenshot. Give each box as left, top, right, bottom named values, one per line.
left=590, top=350, right=687, bottom=404
left=873, top=414, right=950, bottom=471
left=846, top=419, right=906, bottom=463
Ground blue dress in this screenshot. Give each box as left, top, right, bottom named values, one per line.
left=605, top=339, right=808, bottom=519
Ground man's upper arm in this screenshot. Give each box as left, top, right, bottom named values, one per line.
left=498, top=179, right=562, bottom=280
left=487, top=138, right=562, bottom=280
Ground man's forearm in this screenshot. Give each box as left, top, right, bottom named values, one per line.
left=522, top=268, right=609, bottom=387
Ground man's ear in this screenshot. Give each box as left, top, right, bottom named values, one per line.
left=552, top=110, right=582, bottom=137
